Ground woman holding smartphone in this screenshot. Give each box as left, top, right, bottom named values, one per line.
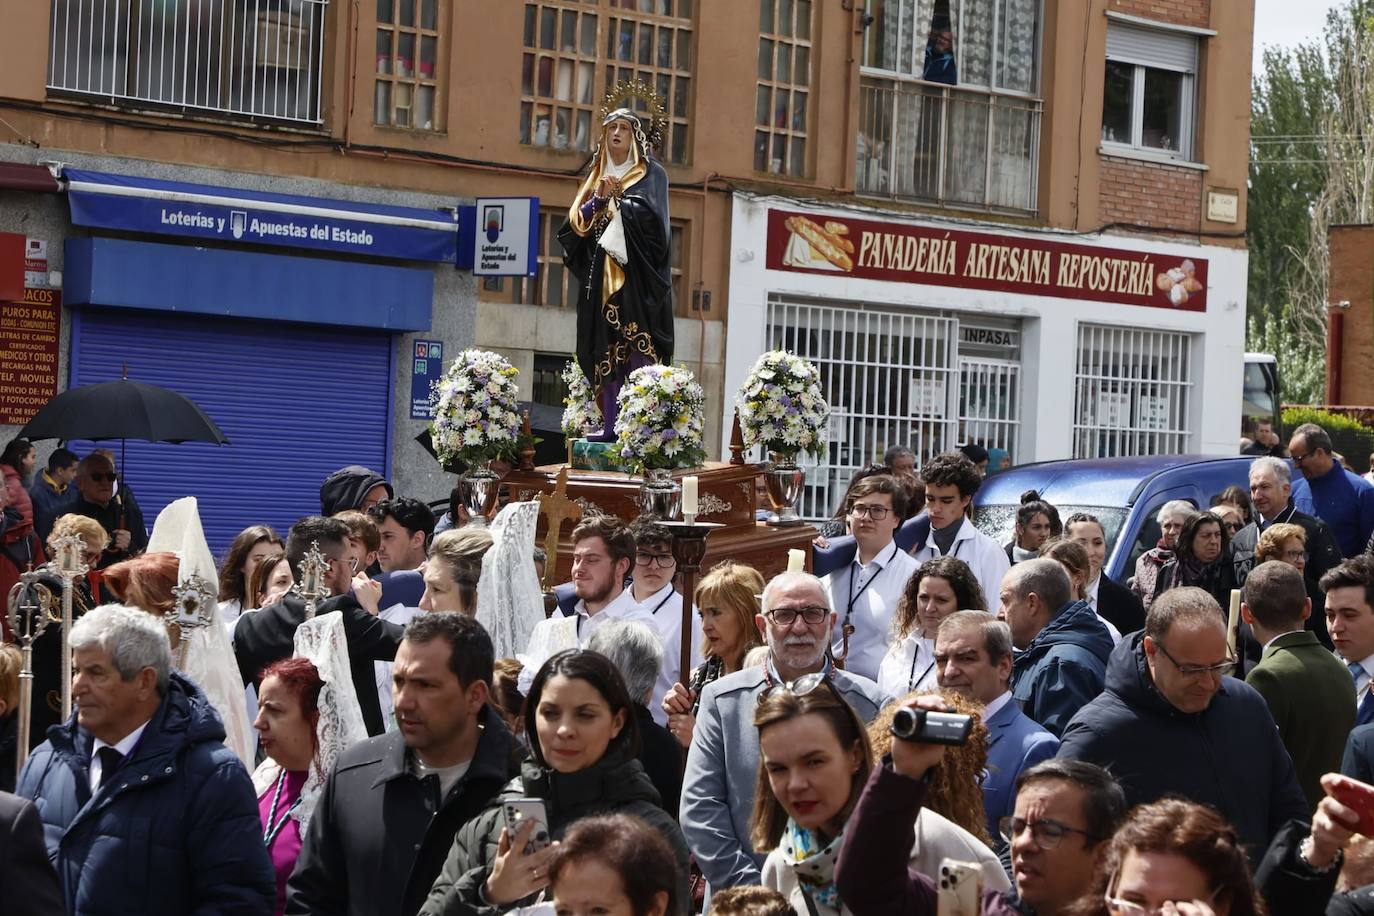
left=751, top=678, right=1006, bottom=916
left=419, top=650, right=691, bottom=915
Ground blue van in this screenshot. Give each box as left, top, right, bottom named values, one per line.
left=971, top=455, right=1310, bottom=584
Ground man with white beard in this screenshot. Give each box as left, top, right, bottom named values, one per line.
left=679, top=571, right=887, bottom=893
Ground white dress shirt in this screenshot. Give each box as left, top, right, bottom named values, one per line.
left=89, top=719, right=150, bottom=792
left=1349, top=652, right=1374, bottom=702
left=877, top=633, right=937, bottom=699
left=824, top=541, right=920, bottom=683
left=626, top=582, right=704, bottom=726
left=518, top=587, right=655, bottom=694
left=911, top=522, right=1011, bottom=613
left=983, top=690, right=1013, bottom=721
left=1082, top=577, right=1122, bottom=645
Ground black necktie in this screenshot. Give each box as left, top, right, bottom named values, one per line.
left=95, top=746, right=124, bottom=785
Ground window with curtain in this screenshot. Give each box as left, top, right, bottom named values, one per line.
left=858, top=0, right=1041, bottom=211
left=756, top=0, right=814, bottom=177
left=375, top=0, right=444, bottom=130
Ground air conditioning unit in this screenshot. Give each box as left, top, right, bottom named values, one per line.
left=256, top=11, right=306, bottom=70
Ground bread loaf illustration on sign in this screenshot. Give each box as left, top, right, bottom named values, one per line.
left=1155, top=258, right=1201, bottom=306
left=784, top=215, right=855, bottom=271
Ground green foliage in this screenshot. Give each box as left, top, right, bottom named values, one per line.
left=1283, top=406, right=1374, bottom=465
left=1247, top=305, right=1325, bottom=405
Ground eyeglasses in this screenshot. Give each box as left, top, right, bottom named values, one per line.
left=760, top=671, right=843, bottom=704
left=848, top=503, right=891, bottom=520
left=1282, top=549, right=1307, bottom=562
left=1223, top=521, right=1243, bottom=533
left=998, top=815, right=1098, bottom=850
left=765, top=604, right=829, bottom=626
left=87, top=472, right=117, bottom=483
left=325, top=555, right=358, bottom=573
left=1154, top=640, right=1236, bottom=678
left=1104, top=881, right=1221, bottom=915
left=1290, top=450, right=1312, bottom=464
left=635, top=552, right=676, bottom=568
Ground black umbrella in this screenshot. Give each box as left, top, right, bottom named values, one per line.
left=18, top=378, right=229, bottom=446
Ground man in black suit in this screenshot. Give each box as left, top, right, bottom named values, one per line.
left=234, top=516, right=404, bottom=735
left=1234, top=456, right=1343, bottom=663
left=0, top=790, right=61, bottom=915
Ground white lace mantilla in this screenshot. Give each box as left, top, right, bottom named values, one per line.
left=475, top=501, right=547, bottom=659
left=251, top=611, right=368, bottom=831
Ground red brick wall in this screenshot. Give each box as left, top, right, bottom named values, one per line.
left=1107, top=0, right=1211, bottom=29
left=1098, top=155, right=1202, bottom=231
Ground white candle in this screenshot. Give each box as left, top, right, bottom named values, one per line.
left=787, top=548, right=805, bottom=572
left=682, top=476, right=699, bottom=516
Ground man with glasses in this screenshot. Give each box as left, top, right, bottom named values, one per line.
left=1288, top=422, right=1374, bottom=557
left=680, top=570, right=885, bottom=895
left=1241, top=561, right=1355, bottom=810
left=821, top=474, right=919, bottom=681
left=627, top=518, right=701, bottom=725
left=1058, top=586, right=1307, bottom=860
left=233, top=515, right=404, bottom=735
left=71, top=452, right=147, bottom=568
left=913, top=452, right=1010, bottom=607
left=836, top=694, right=1124, bottom=916
left=1232, top=455, right=1341, bottom=656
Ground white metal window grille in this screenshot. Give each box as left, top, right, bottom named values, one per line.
left=1073, top=324, right=1193, bottom=458
left=857, top=0, right=1041, bottom=211
left=48, top=0, right=329, bottom=125
left=958, top=357, right=1020, bottom=461
left=766, top=295, right=958, bottom=521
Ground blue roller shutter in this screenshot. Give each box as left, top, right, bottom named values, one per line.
left=70, top=307, right=393, bottom=555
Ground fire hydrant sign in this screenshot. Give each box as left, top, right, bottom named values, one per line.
left=0, top=286, right=61, bottom=424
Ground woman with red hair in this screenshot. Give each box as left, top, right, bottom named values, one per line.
left=254, top=656, right=324, bottom=916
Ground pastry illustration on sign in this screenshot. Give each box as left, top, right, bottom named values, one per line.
left=1155, top=259, right=1204, bottom=306
left=782, top=215, right=855, bottom=272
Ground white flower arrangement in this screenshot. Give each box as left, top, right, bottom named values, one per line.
left=561, top=359, right=602, bottom=438
left=613, top=364, right=707, bottom=472
left=736, top=350, right=830, bottom=461
left=431, top=348, right=523, bottom=467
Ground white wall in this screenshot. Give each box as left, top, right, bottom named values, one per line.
left=722, top=193, right=1249, bottom=462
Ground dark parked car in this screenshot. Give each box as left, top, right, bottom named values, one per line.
left=973, top=455, right=1313, bottom=583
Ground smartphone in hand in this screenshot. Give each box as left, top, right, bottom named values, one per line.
left=1328, top=776, right=1374, bottom=837
left=503, top=798, right=552, bottom=855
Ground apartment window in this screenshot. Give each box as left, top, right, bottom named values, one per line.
left=375, top=0, right=444, bottom=130
left=483, top=211, right=687, bottom=311
left=1073, top=324, right=1193, bottom=458
left=756, top=0, right=814, bottom=177
left=1101, top=22, right=1197, bottom=159
left=48, top=0, right=329, bottom=125
left=531, top=353, right=570, bottom=409
left=857, top=0, right=1041, bottom=211
left=521, top=1, right=694, bottom=164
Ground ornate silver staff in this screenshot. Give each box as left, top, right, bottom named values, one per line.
left=171, top=573, right=216, bottom=670
left=295, top=541, right=331, bottom=621
left=50, top=533, right=89, bottom=720
left=7, top=569, right=55, bottom=776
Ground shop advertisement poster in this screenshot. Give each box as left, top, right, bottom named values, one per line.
left=766, top=209, right=1208, bottom=312
left=0, top=285, right=61, bottom=425
left=410, top=339, right=444, bottom=420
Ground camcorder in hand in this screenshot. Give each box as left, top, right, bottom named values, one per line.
left=889, top=706, right=973, bottom=746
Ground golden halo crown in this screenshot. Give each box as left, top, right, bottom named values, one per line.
left=600, top=79, right=669, bottom=154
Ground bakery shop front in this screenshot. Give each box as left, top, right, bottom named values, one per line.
left=721, top=194, right=1248, bottom=519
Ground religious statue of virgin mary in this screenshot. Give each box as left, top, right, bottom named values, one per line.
left=559, top=81, right=675, bottom=442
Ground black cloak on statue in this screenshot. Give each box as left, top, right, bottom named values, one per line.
left=558, top=155, right=675, bottom=388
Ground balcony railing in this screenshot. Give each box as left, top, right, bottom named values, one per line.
left=856, top=75, right=1041, bottom=213
left=48, top=0, right=330, bottom=126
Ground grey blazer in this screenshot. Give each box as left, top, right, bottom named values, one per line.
left=679, top=661, right=887, bottom=891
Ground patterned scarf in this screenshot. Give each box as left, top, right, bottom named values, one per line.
left=779, top=819, right=845, bottom=911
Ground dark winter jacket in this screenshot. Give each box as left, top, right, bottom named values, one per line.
left=1009, top=599, right=1113, bottom=737
left=1153, top=553, right=1236, bottom=618
left=319, top=466, right=392, bottom=516
left=285, top=707, right=517, bottom=916
left=70, top=494, right=148, bottom=568
left=1255, top=819, right=1374, bottom=915
left=28, top=471, right=78, bottom=543
left=418, top=749, right=691, bottom=916
left=233, top=593, right=403, bottom=736
left=15, top=672, right=274, bottom=915
left=1057, top=633, right=1309, bottom=862
left=835, top=762, right=1029, bottom=916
